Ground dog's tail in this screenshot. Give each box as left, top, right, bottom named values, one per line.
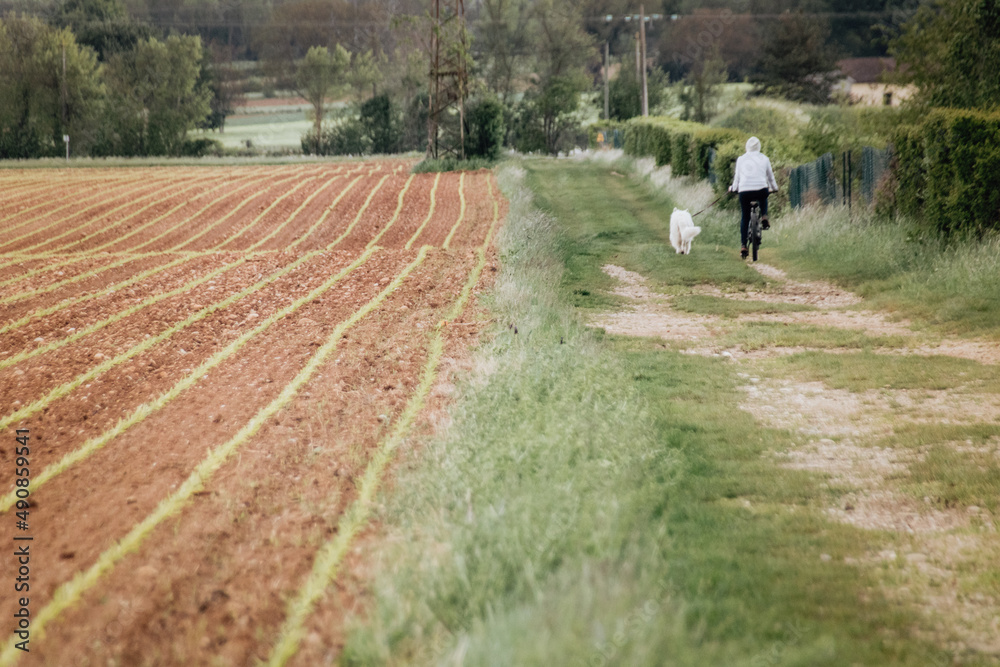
left=682, top=226, right=701, bottom=242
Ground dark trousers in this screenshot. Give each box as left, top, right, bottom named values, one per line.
left=739, top=189, right=769, bottom=247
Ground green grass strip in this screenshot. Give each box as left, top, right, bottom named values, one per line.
left=0, top=254, right=247, bottom=372
left=404, top=172, right=440, bottom=250
left=265, top=175, right=500, bottom=667
left=123, top=170, right=288, bottom=254
left=0, top=246, right=380, bottom=515
left=0, top=254, right=199, bottom=338
left=23, top=173, right=212, bottom=255
left=0, top=247, right=327, bottom=435
left=0, top=174, right=188, bottom=255
left=441, top=171, right=467, bottom=249
left=0, top=246, right=432, bottom=667
left=325, top=174, right=391, bottom=250
left=287, top=166, right=372, bottom=251
left=213, top=173, right=324, bottom=250
left=245, top=170, right=347, bottom=252
left=366, top=173, right=415, bottom=249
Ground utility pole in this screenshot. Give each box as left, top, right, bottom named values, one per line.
left=640, top=5, right=648, bottom=116
left=427, top=0, right=468, bottom=160
left=604, top=41, right=610, bottom=121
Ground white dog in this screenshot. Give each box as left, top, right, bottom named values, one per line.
left=669, top=208, right=701, bottom=255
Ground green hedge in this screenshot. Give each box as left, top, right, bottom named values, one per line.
left=893, top=108, right=1000, bottom=235
left=622, top=117, right=742, bottom=181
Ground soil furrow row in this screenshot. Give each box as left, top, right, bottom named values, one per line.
left=117, top=170, right=300, bottom=255
left=0, top=172, right=194, bottom=255
left=0, top=248, right=433, bottom=666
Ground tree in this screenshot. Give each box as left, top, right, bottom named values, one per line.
left=476, top=0, right=532, bottom=103
left=891, top=0, right=1000, bottom=110
left=679, top=45, right=726, bottom=123
left=99, top=34, right=211, bottom=156
left=56, top=0, right=152, bottom=60
left=0, top=15, right=104, bottom=158
left=751, top=12, right=836, bottom=104
left=296, top=44, right=350, bottom=154
left=522, top=0, right=597, bottom=154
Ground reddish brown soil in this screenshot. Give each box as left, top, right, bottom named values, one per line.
left=0, top=159, right=502, bottom=665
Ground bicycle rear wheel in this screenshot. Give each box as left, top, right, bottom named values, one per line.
left=750, top=206, right=761, bottom=262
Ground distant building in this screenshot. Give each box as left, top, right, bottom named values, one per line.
left=834, top=58, right=915, bottom=107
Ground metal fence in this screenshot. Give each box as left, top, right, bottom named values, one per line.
left=861, top=145, right=893, bottom=205
left=788, top=152, right=837, bottom=208
left=594, top=128, right=624, bottom=150
left=788, top=147, right=893, bottom=210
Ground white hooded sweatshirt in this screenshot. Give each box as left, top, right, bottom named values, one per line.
left=730, top=137, right=778, bottom=193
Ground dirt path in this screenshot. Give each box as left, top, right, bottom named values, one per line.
left=590, top=261, right=1000, bottom=660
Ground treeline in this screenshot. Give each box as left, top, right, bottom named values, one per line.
left=0, top=5, right=227, bottom=159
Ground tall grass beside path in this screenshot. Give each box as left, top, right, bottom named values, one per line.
left=341, top=160, right=947, bottom=666
left=341, top=164, right=694, bottom=664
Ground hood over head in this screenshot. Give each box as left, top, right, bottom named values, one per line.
left=745, top=136, right=761, bottom=153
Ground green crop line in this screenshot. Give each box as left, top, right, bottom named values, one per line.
left=265, top=175, right=501, bottom=667
left=366, top=173, right=415, bottom=249
left=245, top=170, right=347, bottom=252
left=286, top=166, right=374, bottom=251
left=0, top=172, right=142, bottom=243
left=0, top=246, right=381, bottom=516
left=0, top=254, right=247, bottom=372
left=0, top=246, right=432, bottom=667
left=122, top=170, right=292, bottom=255
left=212, top=174, right=325, bottom=251
left=324, top=173, right=391, bottom=250
left=163, top=168, right=318, bottom=252
left=0, top=254, right=200, bottom=338
left=441, top=171, right=468, bottom=250
left=0, top=173, right=190, bottom=256
left=0, top=254, right=157, bottom=307
left=18, top=173, right=212, bottom=256
left=0, top=243, right=332, bottom=435
left=0, top=253, right=97, bottom=292
left=404, top=172, right=441, bottom=250
left=50, top=172, right=239, bottom=255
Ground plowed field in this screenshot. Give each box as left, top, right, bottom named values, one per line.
left=0, top=159, right=504, bottom=665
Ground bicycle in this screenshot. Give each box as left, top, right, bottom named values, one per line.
left=747, top=199, right=763, bottom=262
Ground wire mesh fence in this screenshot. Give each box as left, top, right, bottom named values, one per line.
left=788, top=152, right=836, bottom=208
left=861, top=145, right=893, bottom=205
left=788, top=147, right=893, bottom=211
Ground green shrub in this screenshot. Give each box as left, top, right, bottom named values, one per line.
left=900, top=108, right=1000, bottom=235
left=179, top=137, right=223, bottom=157
left=464, top=96, right=506, bottom=160
left=359, top=94, right=400, bottom=154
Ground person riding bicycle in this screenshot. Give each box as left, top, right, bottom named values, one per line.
left=728, top=136, right=778, bottom=259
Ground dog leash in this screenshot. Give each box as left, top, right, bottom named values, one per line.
left=691, top=196, right=722, bottom=218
